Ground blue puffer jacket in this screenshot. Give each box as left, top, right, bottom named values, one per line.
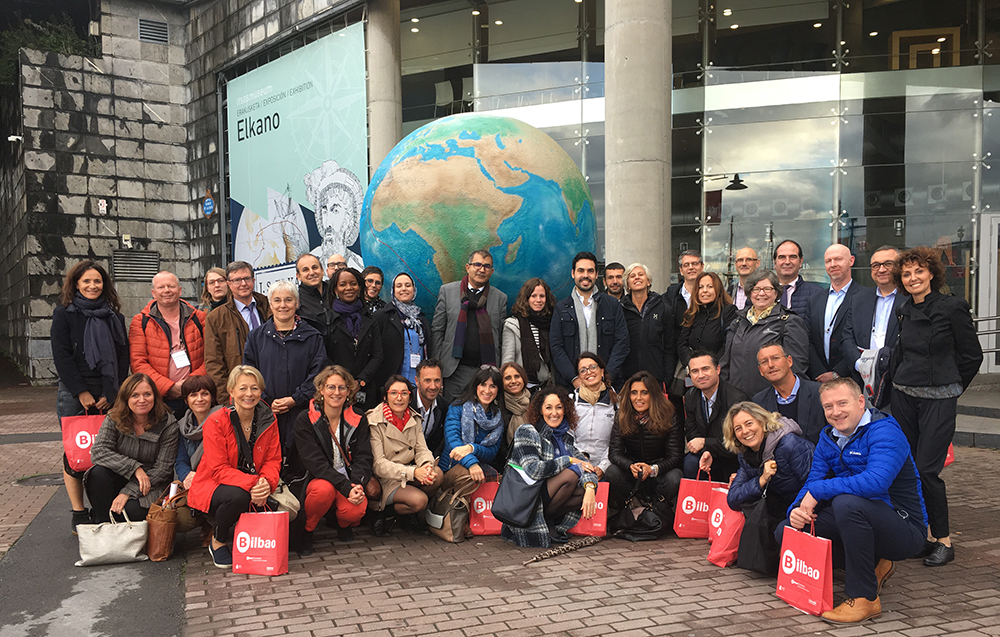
left=438, top=403, right=502, bottom=473
left=728, top=418, right=814, bottom=513
left=790, top=411, right=927, bottom=526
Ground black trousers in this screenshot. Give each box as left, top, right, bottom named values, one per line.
left=208, top=484, right=252, bottom=543
left=604, top=464, right=682, bottom=514
left=891, top=391, right=956, bottom=538
left=85, top=465, right=149, bottom=523
left=776, top=494, right=924, bottom=600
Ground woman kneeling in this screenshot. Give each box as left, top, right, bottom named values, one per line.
left=502, top=386, right=599, bottom=548
left=439, top=366, right=505, bottom=499
left=369, top=375, right=444, bottom=535
left=293, top=365, right=374, bottom=554
left=188, top=366, right=281, bottom=569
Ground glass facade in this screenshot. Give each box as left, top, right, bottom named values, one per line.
left=398, top=0, right=1000, bottom=314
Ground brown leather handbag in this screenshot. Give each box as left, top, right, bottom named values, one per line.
left=145, top=485, right=181, bottom=562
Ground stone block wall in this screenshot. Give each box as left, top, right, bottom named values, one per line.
left=9, top=0, right=192, bottom=382
left=0, top=86, right=29, bottom=375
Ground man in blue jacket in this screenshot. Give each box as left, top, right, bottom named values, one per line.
left=550, top=251, right=630, bottom=388
left=777, top=378, right=926, bottom=625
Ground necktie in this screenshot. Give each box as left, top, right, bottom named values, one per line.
left=249, top=304, right=260, bottom=330
left=703, top=398, right=711, bottom=424
left=780, top=285, right=790, bottom=308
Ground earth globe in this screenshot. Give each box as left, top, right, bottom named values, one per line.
left=360, top=113, right=597, bottom=315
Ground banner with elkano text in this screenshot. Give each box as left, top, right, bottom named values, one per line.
left=226, top=23, right=367, bottom=292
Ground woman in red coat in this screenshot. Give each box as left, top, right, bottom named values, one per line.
left=188, top=365, right=281, bottom=569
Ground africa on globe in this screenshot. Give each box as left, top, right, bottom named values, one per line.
left=360, top=113, right=597, bottom=314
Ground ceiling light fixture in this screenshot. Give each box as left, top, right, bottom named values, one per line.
left=869, top=31, right=878, bottom=36
left=937, top=37, right=946, bottom=42
left=411, top=27, right=419, bottom=32
left=411, top=17, right=419, bottom=23
left=472, top=10, right=480, bottom=15
left=730, top=23, right=738, bottom=29
left=813, top=22, right=822, bottom=28
left=932, top=48, right=940, bottom=54
left=722, top=8, right=732, bottom=15
left=495, top=20, right=502, bottom=25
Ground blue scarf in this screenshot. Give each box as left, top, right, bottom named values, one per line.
left=333, top=298, right=363, bottom=340
left=66, top=293, right=126, bottom=389
left=460, top=401, right=503, bottom=448
left=549, top=419, right=571, bottom=457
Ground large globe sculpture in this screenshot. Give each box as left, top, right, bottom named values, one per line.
left=360, top=114, right=597, bottom=315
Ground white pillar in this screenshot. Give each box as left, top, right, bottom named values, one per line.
left=367, top=0, right=402, bottom=178
left=604, top=0, right=672, bottom=285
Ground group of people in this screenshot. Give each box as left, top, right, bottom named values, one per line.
left=51, top=240, right=982, bottom=625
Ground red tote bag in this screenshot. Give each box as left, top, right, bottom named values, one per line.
left=233, top=510, right=289, bottom=576
left=707, top=487, right=744, bottom=567
left=944, top=443, right=955, bottom=467
left=673, top=471, right=728, bottom=538
left=569, top=482, right=610, bottom=537
left=61, top=412, right=105, bottom=473
left=775, top=523, right=834, bottom=615
left=469, top=482, right=502, bottom=536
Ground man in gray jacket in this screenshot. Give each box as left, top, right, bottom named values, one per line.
left=431, top=249, right=507, bottom=403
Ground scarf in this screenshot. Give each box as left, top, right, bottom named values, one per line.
left=460, top=401, right=504, bottom=449
left=333, top=298, right=364, bottom=340
left=578, top=382, right=606, bottom=406
left=504, top=389, right=531, bottom=444
left=452, top=276, right=495, bottom=364
left=517, top=311, right=551, bottom=383
left=747, top=303, right=775, bottom=325
left=550, top=419, right=572, bottom=458
left=65, top=293, right=126, bottom=389
left=636, top=411, right=650, bottom=430
left=391, top=276, right=425, bottom=346
left=364, top=296, right=386, bottom=315
left=383, top=403, right=409, bottom=432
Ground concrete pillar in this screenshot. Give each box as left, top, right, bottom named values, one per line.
left=604, top=0, right=672, bottom=286
left=367, top=0, right=402, bottom=178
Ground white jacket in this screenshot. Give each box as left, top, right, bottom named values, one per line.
left=572, top=389, right=616, bottom=472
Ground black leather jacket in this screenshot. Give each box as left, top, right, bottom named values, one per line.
left=608, top=413, right=684, bottom=475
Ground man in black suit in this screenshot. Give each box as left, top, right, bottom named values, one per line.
left=841, top=245, right=903, bottom=388
left=807, top=244, right=860, bottom=382
left=411, top=359, right=446, bottom=456
left=774, top=239, right=824, bottom=318
left=683, top=350, right=749, bottom=481
left=753, top=342, right=825, bottom=443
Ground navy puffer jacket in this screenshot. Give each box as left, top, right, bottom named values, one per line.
left=727, top=418, right=813, bottom=513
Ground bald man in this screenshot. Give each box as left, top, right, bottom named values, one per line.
left=807, top=244, right=859, bottom=382
left=130, top=271, right=207, bottom=415
left=728, top=247, right=760, bottom=310
left=327, top=253, right=347, bottom=280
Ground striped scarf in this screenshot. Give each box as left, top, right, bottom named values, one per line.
left=451, top=276, right=496, bottom=364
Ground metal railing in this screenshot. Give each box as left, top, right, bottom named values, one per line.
left=975, top=316, right=1000, bottom=354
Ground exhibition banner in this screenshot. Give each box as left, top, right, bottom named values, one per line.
left=227, top=22, right=368, bottom=278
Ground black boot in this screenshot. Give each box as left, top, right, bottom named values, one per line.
left=372, top=510, right=397, bottom=537
left=71, top=509, right=91, bottom=535
left=298, top=530, right=314, bottom=556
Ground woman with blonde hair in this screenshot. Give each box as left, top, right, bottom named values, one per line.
left=621, top=263, right=675, bottom=386
left=722, top=401, right=813, bottom=519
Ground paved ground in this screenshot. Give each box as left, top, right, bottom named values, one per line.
left=1, top=384, right=999, bottom=636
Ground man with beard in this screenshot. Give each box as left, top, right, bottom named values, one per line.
left=603, top=262, right=625, bottom=301
left=550, top=251, right=630, bottom=388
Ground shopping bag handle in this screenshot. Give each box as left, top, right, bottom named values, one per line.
left=697, top=468, right=712, bottom=481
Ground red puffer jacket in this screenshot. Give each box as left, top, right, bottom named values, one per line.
left=188, top=402, right=282, bottom=513
left=129, top=299, right=206, bottom=397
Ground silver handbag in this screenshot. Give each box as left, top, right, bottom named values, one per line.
left=266, top=481, right=301, bottom=521
left=75, top=510, right=149, bottom=566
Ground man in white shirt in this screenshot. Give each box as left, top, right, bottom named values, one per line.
left=774, top=239, right=824, bottom=318
left=410, top=359, right=446, bottom=456
left=807, top=244, right=860, bottom=382
left=841, top=245, right=903, bottom=388
left=728, top=247, right=760, bottom=310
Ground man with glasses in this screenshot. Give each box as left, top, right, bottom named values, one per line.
left=665, top=250, right=705, bottom=316
left=807, top=244, right=860, bottom=383
left=431, top=250, right=507, bottom=403
left=327, top=254, right=348, bottom=280
left=204, top=261, right=270, bottom=404
left=841, top=246, right=903, bottom=392
left=774, top=239, right=824, bottom=318
left=728, top=247, right=760, bottom=310
left=130, top=271, right=207, bottom=416
left=550, top=251, right=630, bottom=388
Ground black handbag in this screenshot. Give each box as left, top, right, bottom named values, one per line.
left=492, top=462, right=544, bottom=528
left=736, top=489, right=780, bottom=575
left=612, top=477, right=663, bottom=542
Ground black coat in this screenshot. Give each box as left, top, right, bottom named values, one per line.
left=752, top=375, right=826, bottom=444
left=840, top=285, right=903, bottom=385
left=374, top=304, right=430, bottom=391
left=782, top=275, right=825, bottom=321
left=677, top=303, right=738, bottom=366
left=297, top=283, right=328, bottom=336
left=549, top=292, right=630, bottom=387
left=890, top=291, right=983, bottom=390
left=684, top=381, right=749, bottom=480
left=51, top=305, right=129, bottom=403
left=621, top=291, right=675, bottom=385
left=410, top=394, right=447, bottom=457
left=608, top=413, right=684, bottom=475
left=292, top=405, right=373, bottom=499
left=806, top=280, right=860, bottom=379
left=325, top=309, right=384, bottom=408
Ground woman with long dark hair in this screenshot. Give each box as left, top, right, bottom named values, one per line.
left=890, top=246, right=983, bottom=567
left=51, top=260, right=129, bottom=532
left=439, top=366, right=505, bottom=499
left=500, top=362, right=531, bottom=449
left=501, top=277, right=554, bottom=388
left=326, top=267, right=383, bottom=410
left=605, top=371, right=684, bottom=519
left=678, top=272, right=737, bottom=366
left=501, top=386, right=599, bottom=548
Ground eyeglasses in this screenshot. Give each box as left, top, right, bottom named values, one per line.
left=578, top=364, right=600, bottom=374
left=228, top=276, right=253, bottom=285
left=870, top=261, right=895, bottom=271
left=681, top=261, right=702, bottom=268
left=324, top=384, right=348, bottom=393
left=468, top=262, right=494, bottom=271
left=751, top=286, right=776, bottom=295
left=329, top=262, right=347, bottom=269
left=364, top=278, right=382, bottom=285
left=735, top=258, right=759, bottom=264
left=387, top=390, right=410, bottom=397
